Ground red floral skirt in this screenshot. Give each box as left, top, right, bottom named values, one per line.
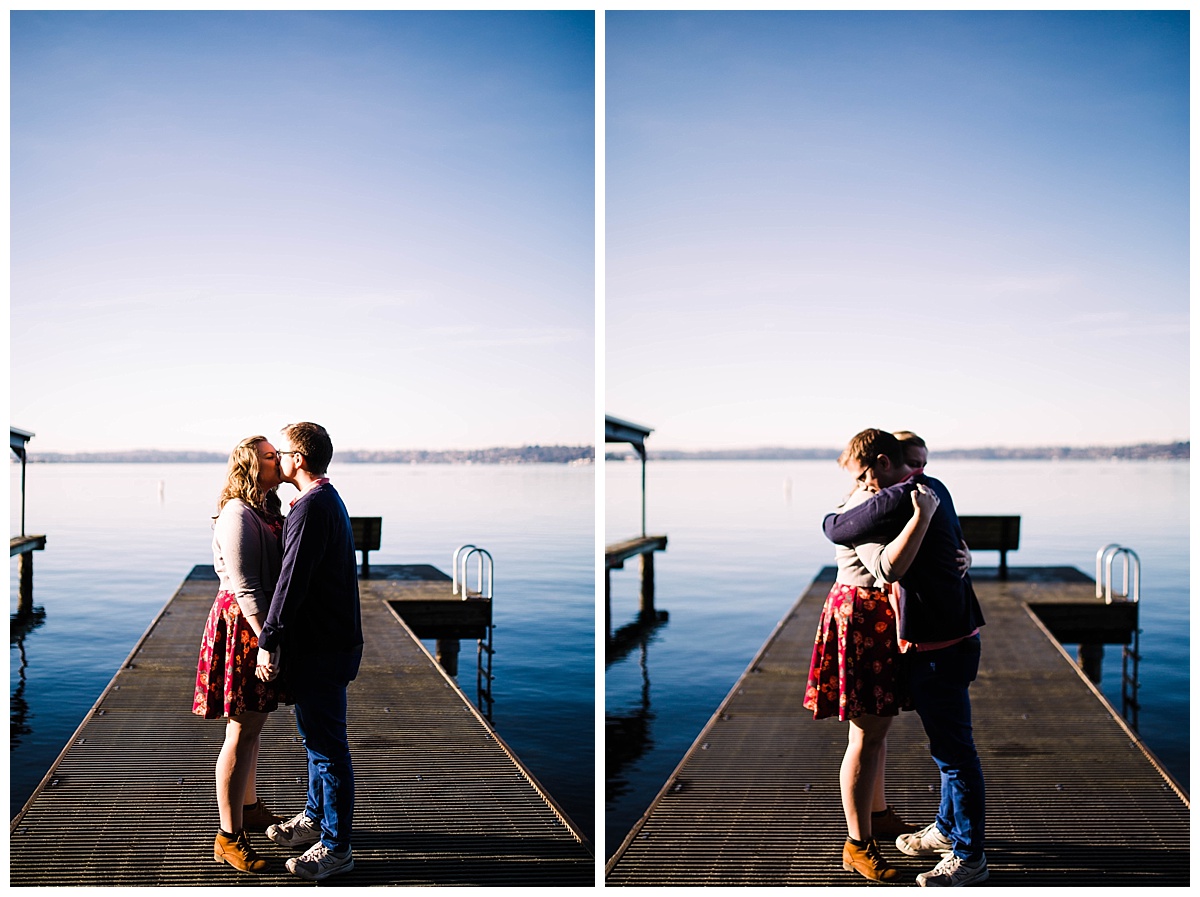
left=803, top=582, right=908, bottom=721
left=192, top=591, right=284, bottom=719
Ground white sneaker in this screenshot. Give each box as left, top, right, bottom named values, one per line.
left=897, top=821, right=955, bottom=857
left=266, top=811, right=321, bottom=849
left=286, top=841, right=354, bottom=881
left=917, top=852, right=989, bottom=887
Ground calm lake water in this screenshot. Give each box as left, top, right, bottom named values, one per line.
left=605, top=458, right=1189, bottom=857
left=9, top=461, right=595, bottom=842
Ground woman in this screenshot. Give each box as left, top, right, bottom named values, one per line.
left=803, top=445, right=941, bottom=883
left=193, top=436, right=287, bottom=874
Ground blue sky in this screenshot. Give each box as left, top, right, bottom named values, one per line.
left=11, top=11, right=594, bottom=453
left=606, top=11, right=1188, bottom=450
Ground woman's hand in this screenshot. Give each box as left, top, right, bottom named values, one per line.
left=911, top=483, right=940, bottom=518
left=255, top=648, right=279, bottom=681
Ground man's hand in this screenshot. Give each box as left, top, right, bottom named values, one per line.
left=255, top=647, right=280, bottom=681
left=956, top=540, right=973, bottom=577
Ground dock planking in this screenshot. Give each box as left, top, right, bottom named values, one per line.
left=11, top=565, right=593, bottom=887
left=605, top=565, right=1187, bottom=886
left=366, top=563, right=492, bottom=639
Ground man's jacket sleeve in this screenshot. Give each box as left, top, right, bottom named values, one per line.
left=259, top=499, right=326, bottom=652
left=822, top=480, right=912, bottom=546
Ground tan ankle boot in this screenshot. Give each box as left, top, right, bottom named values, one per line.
left=242, top=798, right=283, bottom=833
left=842, top=837, right=899, bottom=882
left=214, top=830, right=268, bottom=874
left=872, top=804, right=919, bottom=836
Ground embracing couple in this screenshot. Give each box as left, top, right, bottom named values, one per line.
left=191, top=421, right=364, bottom=881
left=804, top=428, right=988, bottom=887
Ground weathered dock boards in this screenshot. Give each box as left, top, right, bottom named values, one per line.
left=364, top=564, right=492, bottom=639
left=605, top=535, right=668, bottom=571
left=9, top=534, right=47, bottom=556
left=605, top=566, right=1188, bottom=886
left=10, top=566, right=593, bottom=886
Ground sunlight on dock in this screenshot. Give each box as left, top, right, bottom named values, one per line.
left=11, top=566, right=593, bottom=886
left=606, top=563, right=1187, bottom=886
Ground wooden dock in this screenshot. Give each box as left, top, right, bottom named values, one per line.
left=605, top=534, right=668, bottom=637
left=605, top=565, right=1188, bottom=886
left=10, top=565, right=593, bottom=886
left=10, top=534, right=47, bottom=617
left=367, top=563, right=492, bottom=641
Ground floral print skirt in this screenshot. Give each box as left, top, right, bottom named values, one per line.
left=803, top=582, right=908, bottom=721
left=192, top=591, right=284, bottom=719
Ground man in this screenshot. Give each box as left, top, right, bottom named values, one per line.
left=823, top=428, right=988, bottom=887
left=894, top=431, right=973, bottom=570
left=255, top=422, right=363, bottom=882
left=893, top=430, right=928, bottom=471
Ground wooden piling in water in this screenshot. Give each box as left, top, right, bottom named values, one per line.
left=10, top=535, right=47, bottom=617
left=605, top=534, right=668, bottom=635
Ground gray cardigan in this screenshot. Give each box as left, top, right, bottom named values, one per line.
left=833, top=487, right=890, bottom=589
left=213, top=498, right=282, bottom=617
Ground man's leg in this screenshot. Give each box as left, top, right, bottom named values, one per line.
left=297, top=713, right=325, bottom=826
left=293, top=684, right=355, bottom=852
left=907, top=636, right=985, bottom=859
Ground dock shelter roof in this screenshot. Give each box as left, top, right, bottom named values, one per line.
left=605, top=415, right=653, bottom=458
left=11, top=427, right=34, bottom=458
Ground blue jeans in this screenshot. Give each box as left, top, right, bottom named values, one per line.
left=905, top=634, right=985, bottom=860
left=293, top=682, right=355, bottom=852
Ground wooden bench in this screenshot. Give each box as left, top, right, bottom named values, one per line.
left=351, top=517, right=382, bottom=578
left=959, top=516, right=1020, bottom=579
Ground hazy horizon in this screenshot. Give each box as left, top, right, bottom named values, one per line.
left=14, top=436, right=1186, bottom=459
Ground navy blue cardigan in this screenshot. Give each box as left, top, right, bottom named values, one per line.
left=259, top=482, right=363, bottom=687
left=822, top=474, right=985, bottom=644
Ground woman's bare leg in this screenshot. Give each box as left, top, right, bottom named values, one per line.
left=873, top=735, right=889, bottom=813
left=216, top=711, right=268, bottom=833
left=245, top=734, right=261, bottom=806
left=841, top=714, right=892, bottom=840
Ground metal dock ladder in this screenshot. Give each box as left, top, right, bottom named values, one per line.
left=1096, top=543, right=1141, bottom=730
left=454, top=544, right=495, bottom=721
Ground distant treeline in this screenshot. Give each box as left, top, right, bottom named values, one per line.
left=24, top=445, right=595, bottom=464
left=605, top=442, right=1189, bottom=462
left=18, top=442, right=1189, bottom=464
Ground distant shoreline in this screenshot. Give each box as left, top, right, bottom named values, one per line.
left=19, top=446, right=596, bottom=464
left=606, top=442, right=1188, bottom=462
left=13, top=442, right=1188, bottom=464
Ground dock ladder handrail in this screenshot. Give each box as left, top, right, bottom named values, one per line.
left=1095, top=543, right=1140, bottom=604
left=453, top=544, right=495, bottom=720
left=453, top=544, right=494, bottom=601
left=1095, top=543, right=1141, bottom=730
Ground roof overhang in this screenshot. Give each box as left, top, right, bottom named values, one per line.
left=11, top=427, right=35, bottom=456
left=605, top=415, right=652, bottom=458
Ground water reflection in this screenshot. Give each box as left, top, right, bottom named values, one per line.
left=10, top=605, right=47, bottom=750
left=605, top=608, right=668, bottom=805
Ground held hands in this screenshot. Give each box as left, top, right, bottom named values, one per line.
left=910, top=483, right=940, bottom=518
left=255, top=647, right=280, bottom=681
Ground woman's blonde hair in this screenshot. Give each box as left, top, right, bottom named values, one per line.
left=216, top=436, right=282, bottom=520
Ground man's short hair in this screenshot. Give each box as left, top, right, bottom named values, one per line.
left=282, top=422, right=333, bottom=475
left=893, top=430, right=926, bottom=449
left=839, top=428, right=904, bottom=470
